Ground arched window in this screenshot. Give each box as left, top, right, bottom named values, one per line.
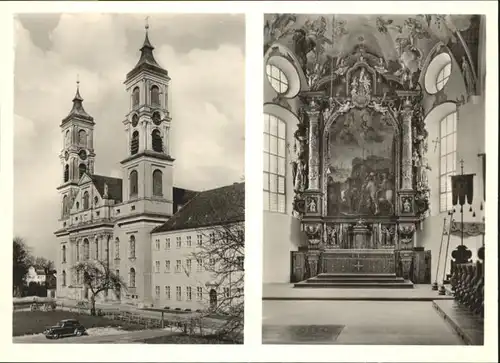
left=131, top=131, right=139, bottom=155
left=79, top=163, right=87, bottom=178
left=129, top=235, right=136, bottom=258
left=62, top=245, right=67, bottom=263
left=64, top=164, right=69, bottom=182
left=62, top=271, right=66, bottom=286
left=129, top=170, right=138, bottom=197
left=152, top=129, right=163, bottom=153
left=62, top=195, right=68, bottom=217
left=115, top=238, right=120, bottom=259
left=263, top=113, right=286, bottom=213
left=439, top=111, right=457, bottom=212
left=132, top=86, right=140, bottom=108
left=151, top=85, right=160, bottom=106
left=266, top=64, right=289, bottom=94
left=83, top=191, right=90, bottom=210
left=153, top=169, right=163, bottom=196
left=65, top=130, right=70, bottom=147
left=78, top=129, right=87, bottom=147
left=129, top=268, right=136, bottom=288
left=83, top=239, right=90, bottom=260
left=436, top=62, right=452, bottom=91
left=94, top=239, right=99, bottom=260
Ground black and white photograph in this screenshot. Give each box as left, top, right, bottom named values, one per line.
left=12, top=13, right=245, bottom=344
left=262, top=13, right=487, bottom=345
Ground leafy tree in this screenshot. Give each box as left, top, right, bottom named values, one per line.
left=13, top=237, right=31, bottom=297
left=72, top=259, right=127, bottom=315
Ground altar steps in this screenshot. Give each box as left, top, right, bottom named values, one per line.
left=294, top=273, right=414, bottom=289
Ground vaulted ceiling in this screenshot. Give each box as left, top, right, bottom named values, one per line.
left=264, top=14, right=482, bottom=94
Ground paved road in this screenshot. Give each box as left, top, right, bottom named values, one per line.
left=13, top=329, right=175, bottom=344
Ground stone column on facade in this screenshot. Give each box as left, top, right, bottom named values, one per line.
left=306, top=105, right=321, bottom=191
left=401, top=99, right=413, bottom=190
left=163, top=126, right=170, bottom=155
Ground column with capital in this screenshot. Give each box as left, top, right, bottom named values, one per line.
left=401, top=99, right=413, bottom=190
left=306, top=101, right=321, bottom=190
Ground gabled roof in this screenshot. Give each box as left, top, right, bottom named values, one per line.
left=90, top=174, right=123, bottom=202
left=152, top=182, right=245, bottom=233
left=172, top=187, right=198, bottom=214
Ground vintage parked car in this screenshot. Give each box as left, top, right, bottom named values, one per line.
left=43, top=319, right=87, bottom=339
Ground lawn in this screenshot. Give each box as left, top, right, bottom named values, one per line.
left=13, top=310, right=145, bottom=337
left=142, top=333, right=242, bottom=344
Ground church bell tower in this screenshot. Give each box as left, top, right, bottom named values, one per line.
left=120, top=22, right=174, bottom=216
left=57, top=80, right=95, bottom=221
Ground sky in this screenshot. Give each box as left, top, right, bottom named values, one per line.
left=14, top=14, right=245, bottom=262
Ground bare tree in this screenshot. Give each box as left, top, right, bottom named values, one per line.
left=185, top=221, right=244, bottom=341
left=72, top=259, right=127, bottom=315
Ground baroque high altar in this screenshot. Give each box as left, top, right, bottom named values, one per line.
left=292, top=45, right=429, bottom=280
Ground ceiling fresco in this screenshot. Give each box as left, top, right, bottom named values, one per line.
left=264, top=14, right=482, bottom=95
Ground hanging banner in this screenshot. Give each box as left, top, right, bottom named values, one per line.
left=451, top=174, right=474, bottom=206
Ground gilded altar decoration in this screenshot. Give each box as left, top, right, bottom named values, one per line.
left=398, top=224, right=415, bottom=245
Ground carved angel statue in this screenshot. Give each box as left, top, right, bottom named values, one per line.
left=358, top=68, right=371, bottom=95
left=374, top=57, right=389, bottom=74
left=322, top=97, right=335, bottom=121
left=336, top=99, right=354, bottom=114
left=461, top=56, right=476, bottom=95
left=369, top=100, right=388, bottom=114
left=294, top=159, right=306, bottom=192
left=334, top=58, right=349, bottom=76
left=306, top=63, right=321, bottom=88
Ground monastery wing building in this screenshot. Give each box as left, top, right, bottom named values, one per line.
left=54, top=26, right=243, bottom=308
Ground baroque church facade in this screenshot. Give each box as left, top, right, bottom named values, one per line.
left=55, top=27, right=196, bottom=304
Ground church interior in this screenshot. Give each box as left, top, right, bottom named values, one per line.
left=262, top=14, right=487, bottom=345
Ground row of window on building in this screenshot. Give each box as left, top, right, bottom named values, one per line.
left=153, top=233, right=214, bottom=250
left=154, top=285, right=242, bottom=301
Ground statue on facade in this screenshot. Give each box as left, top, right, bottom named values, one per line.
left=461, top=56, right=476, bottom=96
left=103, top=183, right=109, bottom=199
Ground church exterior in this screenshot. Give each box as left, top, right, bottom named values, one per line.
left=54, top=26, right=242, bottom=308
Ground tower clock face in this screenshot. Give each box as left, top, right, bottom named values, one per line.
left=79, top=149, right=87, bottom=160
left=64, top=151, right=69, bottom=161
left=152, top=111, right=162, bottom=125
left=132, top=114, right=139, bottom=127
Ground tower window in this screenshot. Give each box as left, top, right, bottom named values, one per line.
left=64, top=164, right=69, bottom=182
left=83, top=239, right=90, bottom=260
left=153, top=169, right=163, bottom=196
left=65, top=130, right=71, bottom=147
left=129, top=235, right=136, bottom=259
left=115, top=238, right=120, bottom=259
left=151, top=85, right=160, bottom=106
left=62, top=245, right=66, bottom=263
left=78, top=129, right=87, bottom=147
left=129, top=170, right=138, bottom=197
left=132, top=86, right=140, bottom=108
left=79, top=163, right=87, bottom=178
left=62, top=195, right=68, bottom=218
left=131, top=131, right=139, bottom=155
left=129, top=267, right=136, bottom=288
left=83, top=191, right=90, bottom=210
left=152, top=129, right=163, bottom=153
left=62, top=271, right=66, bottom=286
